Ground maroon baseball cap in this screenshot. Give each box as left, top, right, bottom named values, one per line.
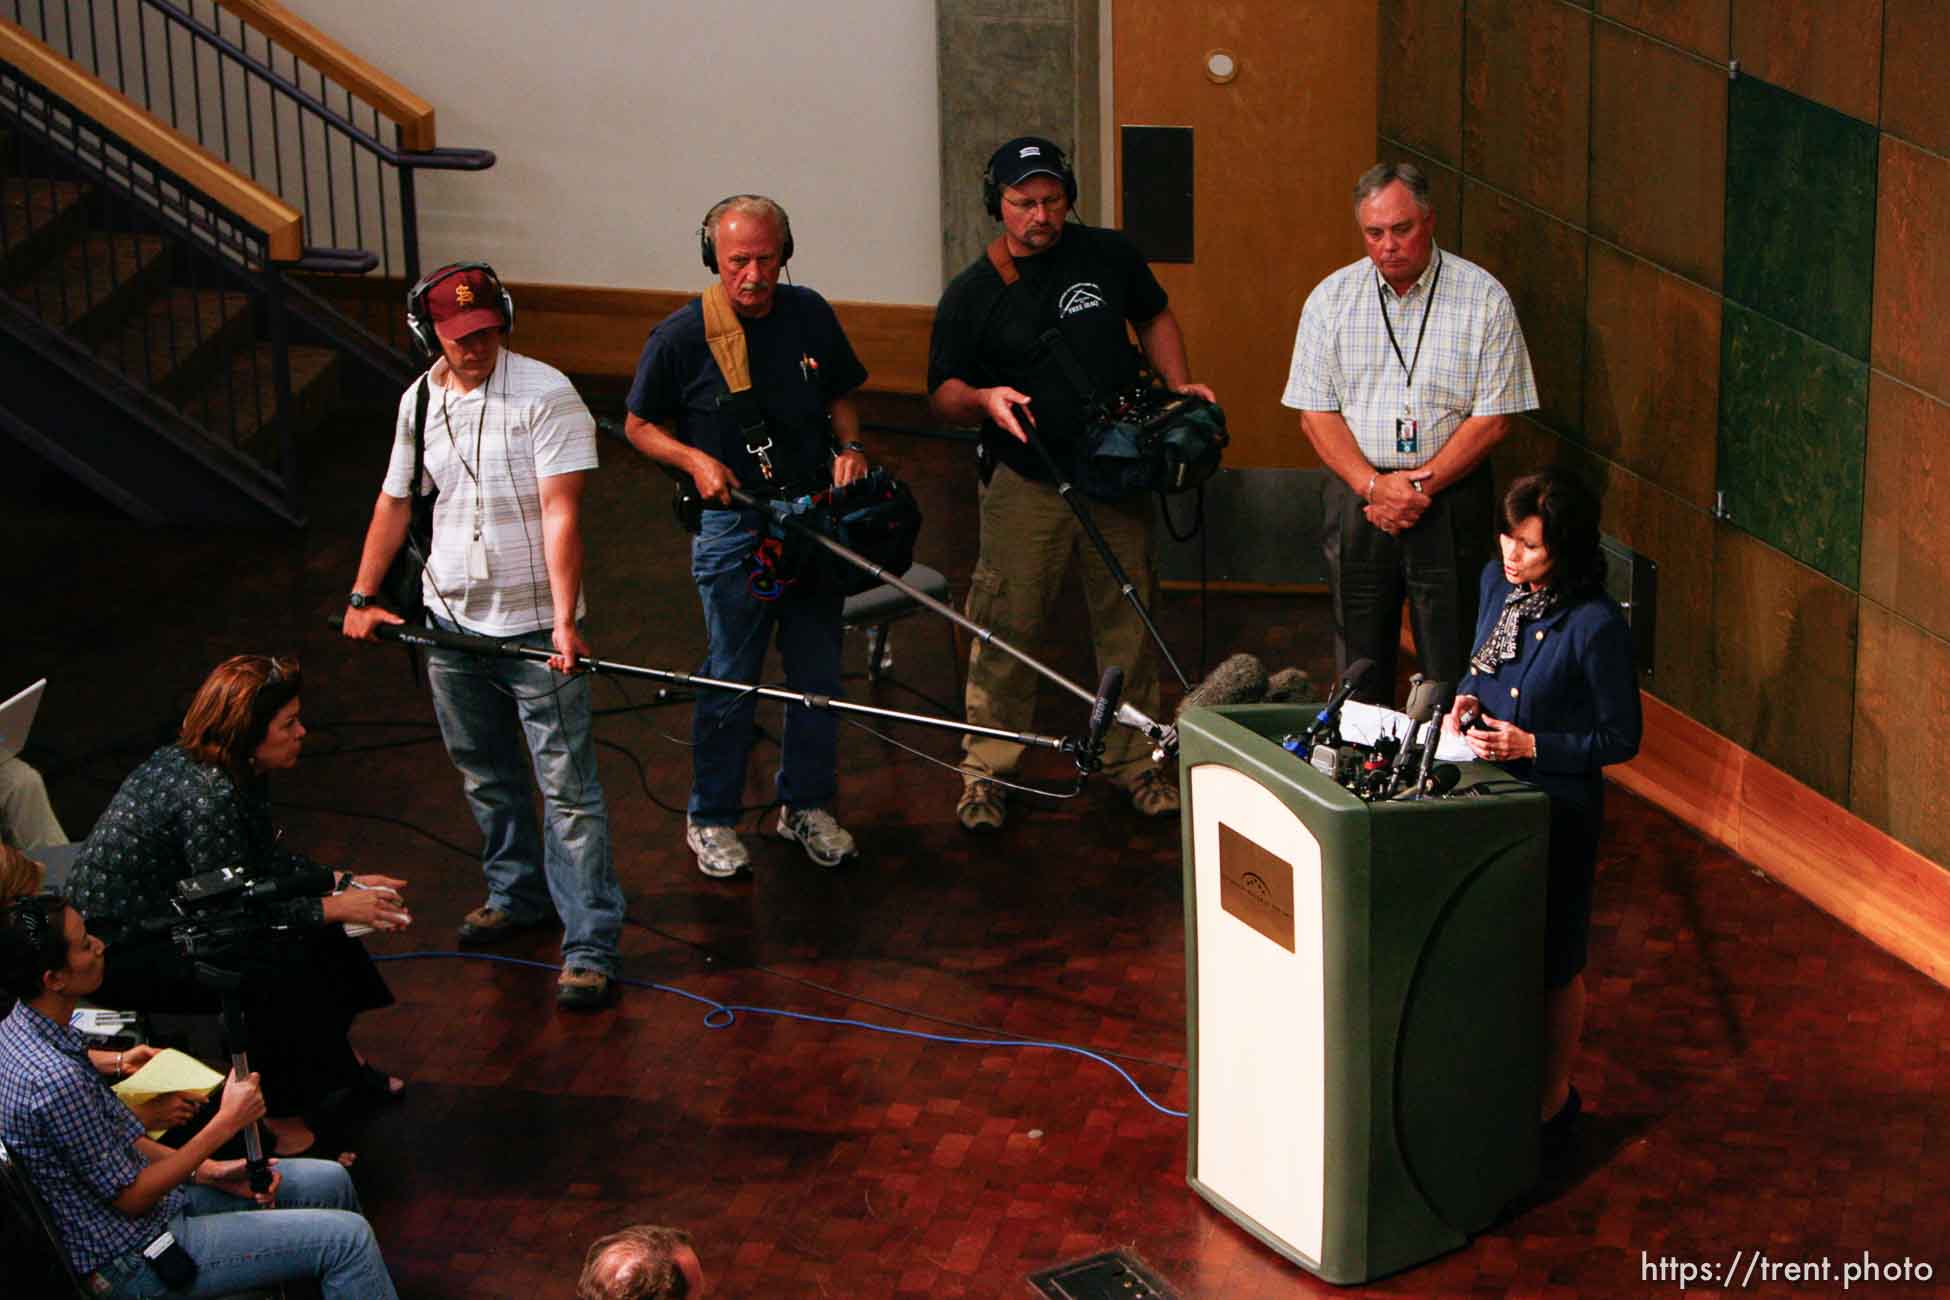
left=426, top=266, right=505, bottom=341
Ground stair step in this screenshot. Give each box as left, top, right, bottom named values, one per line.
left=9, top=232, right=170, bottom=336
left=96, top=287, right=256, bottom=396
left=0, top=177, right=91, bottom=275
left=181, top=342, right=340, bottom=456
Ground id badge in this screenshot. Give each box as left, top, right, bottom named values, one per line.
left=1395, top=416, right=1419, bottom=455
left=468, top=537, right=490, bottom=580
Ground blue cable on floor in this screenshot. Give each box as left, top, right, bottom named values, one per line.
left=372, top=950, right=1190, bottom=1119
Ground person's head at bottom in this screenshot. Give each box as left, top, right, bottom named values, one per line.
left=578, top=1225, right=705, bottom=1300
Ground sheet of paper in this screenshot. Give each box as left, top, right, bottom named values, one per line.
left=1336, top=699, right=1475, bottom=763
left=70, top=1008, right=139, bottom=1036
left=113, top=1048, right=224, bottom=1104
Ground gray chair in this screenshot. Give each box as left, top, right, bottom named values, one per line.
left=840, top=563, right=959, bottom=691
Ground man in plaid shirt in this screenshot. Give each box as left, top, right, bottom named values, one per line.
left=1283, top=161, right=1538, bottom=700
left=0, top=895, right=396, bottom=1298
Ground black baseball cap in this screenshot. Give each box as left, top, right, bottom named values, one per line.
left=988, top=136, right=1070, bottom=191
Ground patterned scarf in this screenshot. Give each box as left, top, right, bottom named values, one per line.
left=1469, top=584, right=1560, bottom=675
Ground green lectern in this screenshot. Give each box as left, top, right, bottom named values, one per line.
left=1178, top=703, right=1551, bottom=1284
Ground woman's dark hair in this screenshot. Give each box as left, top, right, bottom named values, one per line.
left=178, top=655, right=302, bottom=779
left=1, top=894, right=71, bottom=1001
left=1500, top=467, right=1606, bottom=595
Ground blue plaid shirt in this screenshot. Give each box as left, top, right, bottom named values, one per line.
left=0, top=1001, right=180, bottom=1275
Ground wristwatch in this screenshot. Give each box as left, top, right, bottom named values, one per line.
left=842, top=441, right=867, bottom=455
left=348, top=591, right=376, bottom=609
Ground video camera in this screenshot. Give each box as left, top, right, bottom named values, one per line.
left=146, top=863, right=334, bottom=963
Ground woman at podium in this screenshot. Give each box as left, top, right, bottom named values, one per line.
left=1446, top=467, right=1641, bottom=1148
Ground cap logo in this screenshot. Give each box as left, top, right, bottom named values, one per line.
left=1019, top=145, right=1042, bottom=158
left=453, top=282, right=475, bottom=306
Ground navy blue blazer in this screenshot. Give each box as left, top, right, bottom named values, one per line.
left=1455, top=560, right=1643, bottom=811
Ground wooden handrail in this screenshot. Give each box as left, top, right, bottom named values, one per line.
left=0, top=19, right=304, bottom=260
left=215, top=0, right=436, bottom=151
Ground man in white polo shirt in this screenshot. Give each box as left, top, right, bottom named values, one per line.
left=341, top=263, right=624, bottom=1010
left=1283, top=162, right=1538, bottom=700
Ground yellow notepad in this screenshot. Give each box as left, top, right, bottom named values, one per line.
left=113, top=1049, right=224, bottom=1136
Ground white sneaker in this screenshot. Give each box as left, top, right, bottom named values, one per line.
left=686, top=820, right=751, bottom=878
left=776, top=807, right=858, bottom=867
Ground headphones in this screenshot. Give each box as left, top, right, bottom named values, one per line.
left=404, top=261, right=515, bottom=358
left=982, top=136, right=1078, bottom=220
left=699, top=195, right=795, bottom=273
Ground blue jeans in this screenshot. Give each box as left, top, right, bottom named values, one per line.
left=426, top=616, right=623, bottom=974
left=96, top=1159, right=396, bottom=1299
left=689, top=508, right=844, bottom=825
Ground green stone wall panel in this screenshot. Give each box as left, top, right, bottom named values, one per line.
left=1731, top=0, right=1882, bottom=125
left=1710, top=525, right=1859, bottom=804
left=1883, top=0, right=1950, bottom=157
left=1724, top=76, right=1878, bottom=360
left=1458, top=182, right=1586, bottom=438
left=1583, top=241, right=1721, bottom=510
left=1595, top=0, right=1729, bottom=61
left=1596, top=466, right=1719, bottom=722
left=1872, top=137, right=1950, bottom=404
left=1717, top=303, right=1867, bottom=588
left=1590, top=23, right=1726, bottom=289
left=1861, top=375, right=1950, bottom=643
left=1851, top=600, right=1950, bottom=865
left=1462, top=0, right=1590, bottom=225
left=1381, top=0, right=1464, bottom=168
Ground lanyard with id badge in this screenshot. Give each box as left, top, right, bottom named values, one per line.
left=442, top=390, right=493, bottom=581
left=1379, top=251, right=1441, bottom=457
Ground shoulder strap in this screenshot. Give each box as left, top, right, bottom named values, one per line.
left=700, top=284, right=753, bottom=393
left=985, top=235, right=1020, bottom=288
left=411, top=376, right=431, bottom=498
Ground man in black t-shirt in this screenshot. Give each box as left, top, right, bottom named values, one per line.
left=625, top=195, right=870, bottom=878
left=929, top=137, right=1216, bottom=832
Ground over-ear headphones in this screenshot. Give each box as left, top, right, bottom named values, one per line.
left=404, top=261, right=515, bottom=358
left=982, top=137, right=1078, bottom=221
left=699, top=195, right=795, bottom=273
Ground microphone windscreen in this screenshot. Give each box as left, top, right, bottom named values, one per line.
left=1176, top=652, right=1269, bottom=718
left=1402, top=678, right=1452, bottom=723
left=1263, top=666, right=1313, bottom=704
left=1422, top=763, right=1462, bottom=797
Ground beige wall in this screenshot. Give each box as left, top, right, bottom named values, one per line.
left=279, top=0, right=943, bottom=304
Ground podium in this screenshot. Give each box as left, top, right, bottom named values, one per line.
left=1177, top=703, right=1551, bottom=1284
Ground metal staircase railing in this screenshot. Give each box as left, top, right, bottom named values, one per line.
left=9, top=0, right=493, bottom=305
left=1, top=57, right=312, bottom=520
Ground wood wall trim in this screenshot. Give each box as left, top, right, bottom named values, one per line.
left=215, top=0, right=436, bottom=150
left=1611, top=692, right=1950, bottom=989
left=304, top=276, right=936, bottom=395
left=2, top=20, right=304, bottom=260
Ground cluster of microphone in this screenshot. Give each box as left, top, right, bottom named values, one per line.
left=1172, top=654, right=1463, bottom=802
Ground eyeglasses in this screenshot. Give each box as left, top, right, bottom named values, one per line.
left=1003, top=195, right=1068, bottom=216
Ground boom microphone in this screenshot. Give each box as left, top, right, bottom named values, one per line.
left=1174, top=652, right=1268, bottom=718
left=1079, top=666, right=1125, bottom=773
left=1262, top=666, right=1313, bottom=704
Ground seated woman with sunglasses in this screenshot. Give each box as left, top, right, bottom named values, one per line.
left=65, top=656, right=411, bottom=1156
